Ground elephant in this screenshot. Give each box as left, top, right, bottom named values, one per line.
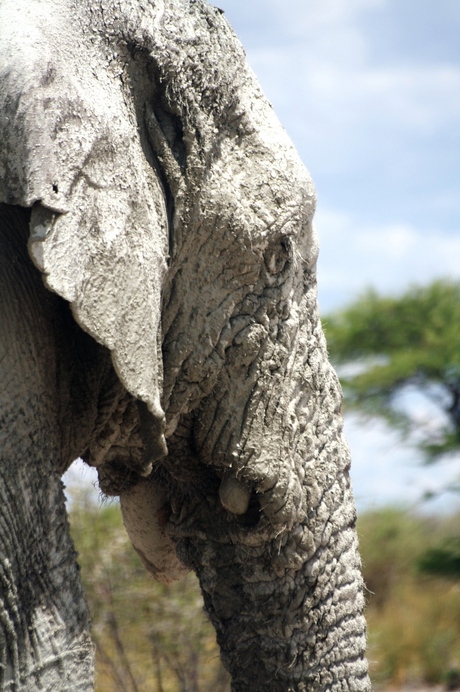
left=0, top=0, right=370, bottom=689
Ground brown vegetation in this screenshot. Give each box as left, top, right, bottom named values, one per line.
left=68, top=489, right=460, bottom=690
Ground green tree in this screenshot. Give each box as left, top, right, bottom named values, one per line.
left=324, top=280, right=460, bottom=459
left=418, top=539, right=460, bottom=579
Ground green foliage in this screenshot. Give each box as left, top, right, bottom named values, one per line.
left=324, top=280, right=460, bottom=457
left=418, top=538, right=460, bottom=579
left=357, top=508, right=424, bottom=607
left=68, top=490, right=229, bottom=692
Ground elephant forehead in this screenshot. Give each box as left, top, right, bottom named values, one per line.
left=202, top=114, right=316, bottom=254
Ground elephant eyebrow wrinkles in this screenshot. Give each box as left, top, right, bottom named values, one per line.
left=211, top=418, right=232, bottom=462
left=238, top=383, right=264, bottom=444
left=272, top=211, right=298, bottom=234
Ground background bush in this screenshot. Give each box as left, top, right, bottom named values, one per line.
left=358, top=508, right=460, bottom=687
left=68, top=489, right=229, bottom=692
left=68, top=488, right=460, bottom=690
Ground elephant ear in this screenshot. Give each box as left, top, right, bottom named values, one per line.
left=0, top=2, right=169, bottom=448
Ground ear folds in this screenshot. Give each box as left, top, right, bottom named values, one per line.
left=28, top=157, right=169, bottom=439
left=0, top=6, right=170, bottom=453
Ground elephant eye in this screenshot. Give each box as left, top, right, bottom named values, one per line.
left=263, top=236, right=292, bottom=276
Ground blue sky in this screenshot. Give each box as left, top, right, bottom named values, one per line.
left=66, top=1, right=460, bottom=514
left=218, top=0, right=460, bottom=312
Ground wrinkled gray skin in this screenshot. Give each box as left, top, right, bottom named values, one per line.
left=0, top=0, right=370, bottom=689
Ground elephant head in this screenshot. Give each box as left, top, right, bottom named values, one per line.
left=0, top=0, right=369, bottom=689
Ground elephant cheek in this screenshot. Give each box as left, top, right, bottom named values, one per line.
left=119, top=480, right=188, bottom=583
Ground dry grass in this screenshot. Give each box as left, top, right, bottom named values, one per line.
left=359, top=508, right=460, bottom=689
left=68, top=493, right=460, bottom=690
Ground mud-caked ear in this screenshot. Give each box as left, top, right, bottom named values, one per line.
left=0, top=3, right=169, bottom=455
left=28, top=174, right=168, bottom=449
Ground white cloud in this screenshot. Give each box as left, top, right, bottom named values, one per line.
left=230, top=0, right=460, bottom=171
left=346, top=413, right=460, bottom=514
left=249, top=45, right=460, bottom=141
left=312, top=65, right=460, bottom=131
left=263, top=0, right=387, bottom=40
left=316, top=208, right=460, bottom=311
left=63, top=458, right=100, bottom=507
left=355, top=223, right=417, bottom=261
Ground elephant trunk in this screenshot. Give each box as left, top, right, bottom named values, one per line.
left=167, top=283, right=369, bottom=689
left=170, top=440, right=368, bottom=689
left=175, top=491, right=368, bottom=690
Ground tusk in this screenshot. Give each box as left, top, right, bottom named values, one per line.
left=120, top=481, right=188, bottom=583
left=219, top=475, right=251, bottom=515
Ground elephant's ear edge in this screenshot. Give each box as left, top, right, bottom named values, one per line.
left=28, top=166, right=169, bottom=461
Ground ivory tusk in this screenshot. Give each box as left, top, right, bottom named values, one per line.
left=219, top=475, right=251, bottom=515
